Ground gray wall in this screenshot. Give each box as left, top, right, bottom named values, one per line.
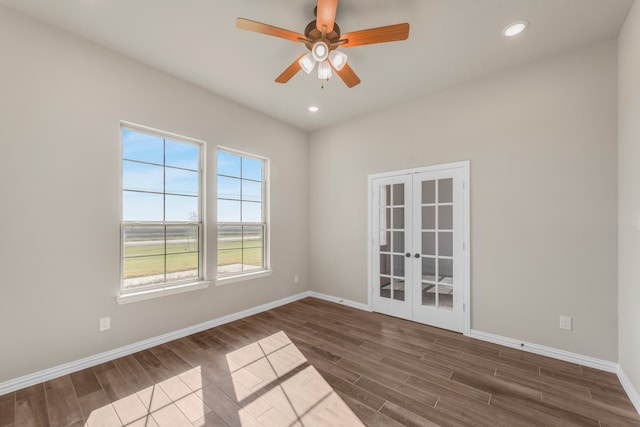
left=309, top=40, right=619, bottom=362
left=0, top=7, right=309, bottom=382
left=618, top=0, right=640, bottom=396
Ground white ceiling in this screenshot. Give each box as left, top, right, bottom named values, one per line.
left=0, top=0, right=633, bottom=132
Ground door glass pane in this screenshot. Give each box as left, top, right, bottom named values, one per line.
left=422, top=206, right=435, bottom=230
left=392, top=231, right=404, bottom=253
left=439, top=258, right=453, bottom=284
left=380, top=208, right=391, bottom=229
left=392, top=279, right=405, bottom=301
left=421, top=257, right=436, bottom=282
left=438, top=284, right=453, bottom=311
left=422, top=180, right=435, bottom=204
left=438, top=205, right=453, bottom=230
left=380, top=277, right=391, bottom=299
left=422, top=232, right=435, bottom=255
left=379, top=230, right=390, bottom=252
left=380, top=254, right=391, bottom=275
left=422, top=283, right=435, bottom=307
left=392, top=208, right=404, bottom=229
left=380, top=185, right=391, bottom=207
left=438, top=232, right=453, bottom=257
left=392, top=255, right=405, bottom=277
left=392, top=184, right=404, bottom=205
left=438, top=178, right=453, bottom=203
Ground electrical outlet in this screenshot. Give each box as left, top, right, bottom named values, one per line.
left=100, top=316, right=111, bottom=331
left=294, top=275, right=299, bottom=284
left=559, top=316, right=572, bottom=330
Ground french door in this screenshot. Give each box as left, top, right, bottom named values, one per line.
left=370, top=162, right=469, bottom=333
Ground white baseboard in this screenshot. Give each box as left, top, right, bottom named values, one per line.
left=308, top=291, right=371, bottom=312
left=469, top=329, right=618, bottom=372
left=3, top=292, right=638, bottom=418
left=0, top=291, right=310, bottom=396
left=618, top=367, right=640, bottom=414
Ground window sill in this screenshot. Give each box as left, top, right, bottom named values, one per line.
left=216, top=270, right=273, bottom=286
left=116, top=281, right=211, bottom=305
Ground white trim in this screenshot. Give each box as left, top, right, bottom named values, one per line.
left=462, top=162, right=471, bottom=335
left=308, top=291, right=372, bottom=312
left=618, top=367, right=640, bottom=414
left=119, top=122, right=208, bottom=295
left=0, top=291, right=310, bottom=396
left=215, top=146, right=271, bottom=278
left=367, top=160, right=471, bottom=333
left=469, top=329, right=618, bottom=372
left=116, top=281, right=211, bottom=305
left=3, top=291, right=638, bottom=417
left=215, top=270, right=273, bottom=286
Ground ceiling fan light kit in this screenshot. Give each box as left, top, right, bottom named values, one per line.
left=329, top=50, right=347, bottom=71
left=317, top=60, right=333, bottom=80
left=236, top=0, right=410, bottom=88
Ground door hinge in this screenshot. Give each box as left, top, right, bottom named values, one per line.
left=463, top=303, right=466, bottom=312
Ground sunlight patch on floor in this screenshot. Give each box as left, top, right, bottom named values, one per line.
left=225, top=331, right=364, bottom=426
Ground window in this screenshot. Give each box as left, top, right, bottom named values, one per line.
left=217, top=148, right=268, bottom=278
left=121, top=125, right=204, bottom=294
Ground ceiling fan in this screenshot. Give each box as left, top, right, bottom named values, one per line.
left=236, top=0, right=410, bottom=88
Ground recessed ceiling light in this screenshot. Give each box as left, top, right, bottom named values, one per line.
left=502, top=20, right=528, bottom=37
left=308, top=106, right=319, bottom=112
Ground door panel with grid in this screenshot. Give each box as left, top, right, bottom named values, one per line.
left=371, top=166, right=466, bottom=333
left=372, top=175, right=412, bottom=321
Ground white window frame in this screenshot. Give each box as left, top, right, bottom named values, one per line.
left=117, top=122, right=210, bottom=304
left=216, top=146, right=271, bottom=284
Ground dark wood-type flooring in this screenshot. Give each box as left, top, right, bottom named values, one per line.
left=1, top=297, right=639, bottom=426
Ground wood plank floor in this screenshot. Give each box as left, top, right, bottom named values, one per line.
left=1, top=297, right=639, bottom=426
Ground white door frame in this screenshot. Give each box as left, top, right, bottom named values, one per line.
left=367, top=160, right=471, bottom=335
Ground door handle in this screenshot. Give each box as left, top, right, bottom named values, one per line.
left=405, top=253, right=411, bottom=258
left=414, top=253, right=420, bottom=258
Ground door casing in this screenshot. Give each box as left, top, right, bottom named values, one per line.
left=367, top=161, right=470, bottom=335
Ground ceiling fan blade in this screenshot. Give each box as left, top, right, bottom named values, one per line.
left=275, top=55, right=305, bottom=83
left=316, top=0, right=338, bottom=33
left=334, top=63, right=361, bottom=88
left=341, top=23, right=410, bottom=48
left=236, top=18, right=305, bottom=43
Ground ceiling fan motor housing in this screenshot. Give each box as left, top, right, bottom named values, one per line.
left=304, top=20, right=341, bottom=52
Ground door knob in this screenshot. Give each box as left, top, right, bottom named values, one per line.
left=414, top=253, right=420, bottom=258
left=405, top=252, right=411, bottom=258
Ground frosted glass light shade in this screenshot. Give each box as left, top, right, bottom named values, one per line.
left=328, top=50, right=347, bottom=71
left=312, top=42, right=329, bottom=62
left=299, top=53, right=316, bottom=74
left=317, top=60, right=332, bottom=80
